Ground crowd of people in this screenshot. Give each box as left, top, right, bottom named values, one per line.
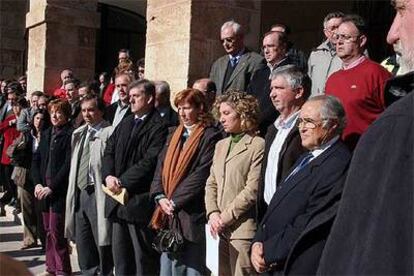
left=0, top=1, right=413, bottom=275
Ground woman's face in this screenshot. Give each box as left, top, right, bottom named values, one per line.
left=219, top=102, right=242, bottom=134
left=33, top=113, right=45, bottom=130
left=12, top=105, right=22, bottom=117
left=50, top=107, right=68, bottom=127
left=177, top=101, right=200, bottom=127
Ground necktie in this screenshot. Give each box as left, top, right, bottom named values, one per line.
left=284, top=153, right=313, bottom=182
left=130, top=117, right=142, bottom=138
left=230, top=56, right=238, bottom=67
left=77, top=130, right=91, bottom=190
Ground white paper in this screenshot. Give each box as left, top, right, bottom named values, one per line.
left=205, top=224, right=220, bottom=276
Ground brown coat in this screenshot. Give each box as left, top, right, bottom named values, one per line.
left=205, top=134, right=265, bottom=240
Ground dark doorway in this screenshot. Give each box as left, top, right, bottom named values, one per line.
left=95, top=3, right=146, bottom=77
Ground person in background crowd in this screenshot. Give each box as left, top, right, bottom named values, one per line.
left=150, top=88, right=221, bottom=276
left=17, top=91, right=45, bottom=133
left=32, top=99, right=73, bottom=275
left=65, top=95, right=114, bottom=275
left=78, top=80, right=99, bottom=100
left=137, top=58, right=145, bottom=80
left=64, top=79, right=83, bottom=128
left=113, top=49, right=137, bottom=80
left=317, top=0, right=414, bottom=274
left=270, top=23, right=308, bottom=73
left=18, top=75, right=27, bottom=95
left=0, top=79, right=11, bottom=108
left=154, top=80, right=179, bottom=127
left=256, top=65, right=309, bottom=222
left=98, top=72, right=115, bottom=103
left=192, top=78, right=217, bottom=111
left=325, top=14, right=392, bottom=150
left=210, top=20, right=266, bottom=95
left=205, top=90, right=264, bottom=276
left=247, top=31, right=293, bottom=136
left=308, top=12, right=345, bottom=96
left=102, top=79, right=168, bottom=275
left=53, top=69, right=74, bottom=99
left=251, top=95, right=350, bottom=275
left=103, top=73, right=132, bottom=127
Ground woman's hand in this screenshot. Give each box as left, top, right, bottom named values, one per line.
left=38, top=186, right=52, bottom=200
left=34, top=184, right=43, bottom=199
left=158, top=198, right=175, bottom=216
left=208, top=212, right=224, bottom=238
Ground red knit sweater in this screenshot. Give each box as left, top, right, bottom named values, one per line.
left=325, top=59, right=391, bottom=150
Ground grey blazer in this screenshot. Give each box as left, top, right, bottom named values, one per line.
left=209, top=49, right=266, bottom=94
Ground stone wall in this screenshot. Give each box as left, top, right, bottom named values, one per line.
left=0, top=0, right=28, bottom=79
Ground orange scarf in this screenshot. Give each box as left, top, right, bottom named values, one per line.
left=150, top=124, right=205, bottom=229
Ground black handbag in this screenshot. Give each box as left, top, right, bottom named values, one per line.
left=152, top=214, right=184, bottom=254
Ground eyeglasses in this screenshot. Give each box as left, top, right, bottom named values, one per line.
left=332, top=33, right=360, bottom=43
left=296, top=118, right=327, bottom=129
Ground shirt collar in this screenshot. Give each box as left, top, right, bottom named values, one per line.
left=274, top=111, right=299, bottom=130
left=117, top=100, right=129, bottom=109
left=311, top=135, right=339, bottom=158
left=229, top=48, right=245, bottom=60
left=88, top=120, right=104, bottom=133
left=135, top=113, right=148, bottom=121
left=268, top=56, right=288, bottom=72
left=343, top=55, right=366, bottom=70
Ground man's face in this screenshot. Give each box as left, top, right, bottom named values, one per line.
left=269, top=76, right=299, bottom=117
left=65, top=83, right=79, bottom=102
left=387, top=0, right=414, bottom=72
left=60, top=70, right=73, bottom=83
left=138, top=66, right=145, bottom=80
left=324, top=17, right=343, bottom=44
left=129, top=85, right=152, bottom=115
left=193, top=80, right=216, bottom=108
left=115, top=75, right=130, bottom=103
left=7, top=92, right=17, bottom=106
left=81, top=99, right=103, bottom=126
left=298, top=100, right=335, bottom=150
left=30, top=95, right=39, bottom=109
left=220, top=27, right=244, bottom=55
left=154, top=89, right=169, bottom=109
left=118, top=52, right=128, bottom=64
left=38, top=96, right=48, bottom=110
left=78, top=87, right=88, bottom=99
left=262, top=33, right=286, bottom=65
left=335, top=21, right=366, bottom=63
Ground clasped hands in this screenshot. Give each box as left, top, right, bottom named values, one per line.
left=208, top=212, right=225, bottom=239
left=105, top=175, right=122, bottom=194
left=34, top=184, right=52, bottom=200
left=158, top=198, right=175, bottom=216
left=250, top=242, right=269, bottom=273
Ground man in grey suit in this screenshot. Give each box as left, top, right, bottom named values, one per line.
left=209, top=20, right=266, bottom=95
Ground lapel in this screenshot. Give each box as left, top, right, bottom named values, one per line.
left=262, top=141, right=341, bottom=223
left=218, top=56, right=230, bottom=91
left=225, top=134, right=253, bottom=163
left=277, top=126, right=300, bottom=165
left=225, top=52, right=250, bottom=90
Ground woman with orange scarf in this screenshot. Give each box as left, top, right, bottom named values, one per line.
left=150, top=88, right=221, bottom=275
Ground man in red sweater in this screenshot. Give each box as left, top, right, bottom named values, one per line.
left=325, top=14, right=391, bottom=150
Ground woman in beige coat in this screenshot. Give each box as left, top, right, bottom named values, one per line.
left=205, top=90, right=264, bottom=276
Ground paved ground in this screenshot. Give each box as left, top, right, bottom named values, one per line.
left=0, top=205, right=80, bottom=275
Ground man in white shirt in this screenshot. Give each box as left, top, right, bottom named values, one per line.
left=256, top=65, right=309, bottom=221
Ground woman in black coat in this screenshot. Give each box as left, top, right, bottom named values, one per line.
left=32, top=99, right=73, bottom=275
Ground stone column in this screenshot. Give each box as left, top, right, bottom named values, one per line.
left=26, top=0, right=100, bottom=95
left=0, top=0, right=28, bottom=79
left=145, top=0, right=261, bottom=98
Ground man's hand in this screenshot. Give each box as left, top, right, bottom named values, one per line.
left=105, top=175, right=121, bottom=194
left=251, top=242, right=267, bottom=273
left=158, top=198, right=174, bottom=216
left=208, top=212, right=224, bottom=239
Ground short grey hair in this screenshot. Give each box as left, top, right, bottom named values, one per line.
left=323, top=11, right=345, bottom=29
left=308, top=95, right=346, bottom=135
left=270, top=65, right=311, bottom=100
left=221, top=20, right=244, bottom=36
left=154, top=80, right=170, bottom=96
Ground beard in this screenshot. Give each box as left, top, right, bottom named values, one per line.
left=399, top=45, right=414, bottom=74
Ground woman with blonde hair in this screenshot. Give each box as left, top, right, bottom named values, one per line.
left=205, top=90, right=265, bottom=276
left=150, top=88, right=221, bottom=275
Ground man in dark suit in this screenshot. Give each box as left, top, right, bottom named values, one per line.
left=102, top=79, right=168, bottom=275
left=154, top=80, right=179, bottom=127
left=209, top=20, right=266, bottom=95
left=250, top=95, right=351, bottom=275
left=257, top=65, right=309, bottom=222
left=247, top=31, right=293, bottom=136
left=103, top=73, right=132, bottom=127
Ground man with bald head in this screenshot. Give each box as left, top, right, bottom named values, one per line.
left=247, top=31, right=293, bottom=136
left=154, top=80, right=178, bottom=127
left=192, top=78, right=216, bottom=110
left=53, top=69, right=74, bottom=99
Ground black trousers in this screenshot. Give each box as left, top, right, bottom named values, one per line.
left=112, top=219, right=159, bottom=276
left=75, top=187, right=113, bottom=276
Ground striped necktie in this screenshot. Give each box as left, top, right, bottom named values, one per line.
left=77, top=130, right=91, bottom=190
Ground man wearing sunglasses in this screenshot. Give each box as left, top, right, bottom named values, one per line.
left=325, top=14, right=391, bottom=150
left=209, top=20, right=266, bottom=95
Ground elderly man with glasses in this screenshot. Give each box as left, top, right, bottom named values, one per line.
left=325, top=14, right=391, bottom=150
left=251, top=95, right=351, bottom=275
